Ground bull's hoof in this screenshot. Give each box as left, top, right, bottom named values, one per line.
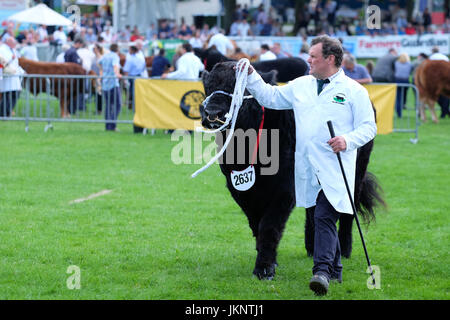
left=253, top=263, right=276, bottom=280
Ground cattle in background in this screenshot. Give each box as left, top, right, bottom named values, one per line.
left=201, top=61, right=385, bottom=279
left=19, top=58, right=97, bottom=118
left=414, top=59, right=450, bottom=123
left=194, top=47, right=308, bottom=82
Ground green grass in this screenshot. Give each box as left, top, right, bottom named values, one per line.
left=0, top=115, right=449, bottom=300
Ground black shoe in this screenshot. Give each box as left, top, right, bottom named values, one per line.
left=309, top=274, right=329, bottom=296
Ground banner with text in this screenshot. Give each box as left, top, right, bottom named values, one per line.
left=231, top=34, right=450, bottom=58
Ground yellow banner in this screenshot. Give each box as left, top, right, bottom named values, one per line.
left=363, top=84, right=396, bottom=135
left=134, top=79, right=205, bottom=130
left=134, top=79, right=396, bottom=134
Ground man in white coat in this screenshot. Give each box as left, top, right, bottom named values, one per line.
left=161, top=43, right=204, bottom=80
left=244, top=35, right=377, bottom=295
left=0, top=37, right=24, bottom=117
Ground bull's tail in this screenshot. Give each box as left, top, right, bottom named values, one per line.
left=356, top=171, right=386, bottom=224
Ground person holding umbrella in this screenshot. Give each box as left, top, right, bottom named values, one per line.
left=241, top=35, right=377, bottom=295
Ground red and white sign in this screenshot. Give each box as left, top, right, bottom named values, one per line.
left=356, top=34, right=450, bottom=57
left=76, top=0, right=107, bottom=5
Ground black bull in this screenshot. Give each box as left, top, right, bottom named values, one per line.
left=194, top=47, right=308, bottom=83
left=200, top=61, right=385, bottom=280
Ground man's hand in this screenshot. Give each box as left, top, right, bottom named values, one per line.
left=327, top=136, right=347, bottom=153
left=161, top=73, right=168, bottom=79
left=233, top=64, right=254, bottom=75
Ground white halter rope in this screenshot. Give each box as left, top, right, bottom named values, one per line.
left=191, top=58, right=252, bottom=178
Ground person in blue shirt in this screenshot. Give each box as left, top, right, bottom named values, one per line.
left=123, top=45, right=146, bottom=110
left=98, top=43, right=122, bottom=131
left=394, top=53, right=412, bottom=118
left=342, top=54, right=372, bottom=84
left=150, top=48, right=170, bottom=77
left=64, top=39, right=83, bottom=65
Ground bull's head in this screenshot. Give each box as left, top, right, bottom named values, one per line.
left=201, top=61, right=277, bottom=129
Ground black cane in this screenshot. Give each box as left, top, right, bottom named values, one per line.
left=327, top=120, right=376, bottom=286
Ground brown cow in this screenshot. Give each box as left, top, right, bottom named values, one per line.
left=19, top=58, right=96, bottom=118
left=414, top=59, right=450, bottom=123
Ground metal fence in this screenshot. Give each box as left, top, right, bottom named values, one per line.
left=0, top=73, right=140, bottom=132
left=0, top=74, right=420, bottom=142
left=390, top=82, right=420, bottom=144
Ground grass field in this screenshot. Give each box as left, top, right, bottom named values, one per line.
left=0, top=109, right=449, bottom=300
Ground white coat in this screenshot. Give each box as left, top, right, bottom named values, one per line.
left=0, top=44, right=23, bottom=93
left=246, top=69, right=377, bottom=214
left=166, top=52, right=204, bottom=81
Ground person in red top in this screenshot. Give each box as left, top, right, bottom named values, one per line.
left=405, top=23, right=416, bottom=35
left=130, top=27, right=143, bottom=42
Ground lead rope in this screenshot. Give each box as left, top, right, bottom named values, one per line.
left=191, top=58, right=251, bottom=178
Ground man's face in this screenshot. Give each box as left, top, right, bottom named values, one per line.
left=308, top=43, right=333, bottom=79
left=6, top=38, right=16, bottom=49
left=272, top=44, right=280, bottom=54
left=344, top=61, right=354, bottom=71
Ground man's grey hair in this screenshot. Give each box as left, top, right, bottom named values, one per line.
left=343, top=53, right=356, bottom=65
left=310, top=35, right=344, bottom=68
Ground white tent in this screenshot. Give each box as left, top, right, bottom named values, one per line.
left=113, top=0, right=177, bottom=34
left=7, top=4, right=72, bottom=26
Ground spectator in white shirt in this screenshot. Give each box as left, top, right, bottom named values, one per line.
left=237, top=19, right=251, bottom=37
left=259, top=44, right=276, bottom=61
left=77, top=42, right=96, bottom=72
left=85, top=28, right=97, bottom=44
left=56, top=44, right=71, bottom=63
left=189, top=30, right=204, bottom=49
left=53, top=26, right=67, bottom=45
left=0, top=37, right=24, bottom=117
left=19, top=34, right=39, bottom=61
left=37, top=24, right=48, bottom=42
left=208, top=29, right=235, bottom=56
left=100, top=27, right=113, bottom=43
left=229, top=20, right=240, bottom=36
left=161, top=43, right=204, bottom=80
left=429, top=46, right=449, bottom=61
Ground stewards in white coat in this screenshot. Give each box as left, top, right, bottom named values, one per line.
left=162, top=43, right=204, bottom=80
left=0, top=37, right=24, bottom=117
left=245, top=35, right=376, bottom=296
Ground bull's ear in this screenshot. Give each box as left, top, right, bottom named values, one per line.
left=260, top=70, right=278, bottom=85
left=201, top=70, right=209, bottom=82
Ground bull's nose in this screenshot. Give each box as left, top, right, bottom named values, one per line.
left=202, top=108, right=226, bottom=129
left=204, top=109, right=224, bottom=122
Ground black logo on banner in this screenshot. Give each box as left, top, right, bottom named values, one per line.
left=180, top=90, right=205, bottom=119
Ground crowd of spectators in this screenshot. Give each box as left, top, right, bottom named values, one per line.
left=1, top=2, right=450, bottom=64
left=1, top=3, right=449, bottom=128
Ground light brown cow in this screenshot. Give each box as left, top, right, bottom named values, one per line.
left=414, top=59, right=450, bottom=123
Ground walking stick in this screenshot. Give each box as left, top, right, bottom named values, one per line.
left=327, top=120, right=376, bottom=286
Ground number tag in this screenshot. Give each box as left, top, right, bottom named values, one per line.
left=230, top=166, right=255, bottom=191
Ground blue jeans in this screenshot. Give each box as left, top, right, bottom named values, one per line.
left=312, top=191, right=343, bottom=280
left=395, top=78, right=409, bottom=118
left=104, top=87, right=121, bottom=131
left=0, top=91, right=20, bottom=117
